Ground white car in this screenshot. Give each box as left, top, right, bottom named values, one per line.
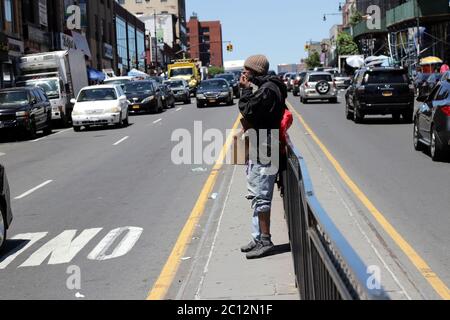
left=299, top=72, right=338, bottom=104
left=71, top=85, right=129, bottom=132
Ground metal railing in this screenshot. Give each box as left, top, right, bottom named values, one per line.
left=281, top=136, right=388, bottom=300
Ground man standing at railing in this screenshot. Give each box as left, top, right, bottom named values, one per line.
left=238, top=54, right=287, bottom=259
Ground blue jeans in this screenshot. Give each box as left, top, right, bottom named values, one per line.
left=246, top=161, right=278, bottom=241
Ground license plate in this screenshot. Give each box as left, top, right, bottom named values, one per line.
left=208, top=99, right=216, bottom=103
left=132, top=105, right=140, bottom=110
left=382, top=92, right=393, bottom=97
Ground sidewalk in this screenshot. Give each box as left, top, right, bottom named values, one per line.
left=188, top=166, right=299, bottom=300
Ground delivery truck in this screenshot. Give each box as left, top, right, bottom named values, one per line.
left=17, top=50, right=88, bottom=126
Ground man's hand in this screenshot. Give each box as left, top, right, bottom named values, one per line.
left=240, top=74, right=251, bottom=89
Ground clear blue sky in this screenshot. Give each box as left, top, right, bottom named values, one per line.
left=186, top=0, right=343, bottom=69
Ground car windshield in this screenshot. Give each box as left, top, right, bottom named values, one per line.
left=0, top=91, right=29, bottom=106
left=199, top=80, right=228, bottom=90
left=309, top=74, right=333, bottom=82
left=77, top=88, right=117, bottom=102
left=19, top=79, right=60, bottom=99
left=170, top=67, right=194, bottom=77
left=365, top=71, right=409, bottom=84
left=165, top=81, right=184, bottom=88
left=124, top=82, right=154, bottom=94
left=216, top=74, right=235, bottom=82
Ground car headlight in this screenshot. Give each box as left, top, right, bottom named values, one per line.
left=107, top=106, right=121, bottom=113
left=16, top=111, right=30, bottom=117
left=220, top=92, right=229, bottom=97
left=197, top=94, right=205, bottom=99
left=71, top=109, right=82, bottom=116
left=142, top=95, right=155, bottom=104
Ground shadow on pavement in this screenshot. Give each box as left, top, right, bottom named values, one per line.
left=265, top=243, right=291, bottom=258
left=0, top=239, right=30, bottom=262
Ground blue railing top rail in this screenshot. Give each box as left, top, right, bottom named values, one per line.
left=287, top=136, right=389, bottom=300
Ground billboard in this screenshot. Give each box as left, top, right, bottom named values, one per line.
left=140, top=14, right=175, bottom=48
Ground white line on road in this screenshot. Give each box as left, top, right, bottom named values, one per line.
left=176, top=108, right=182, bottom=112
left=0, top=152, right=5, bottom=157
left=113, top=136, right=129, bottom=146
left=153, top=118, right=162, bottom=124
left=53, top=128, right=72, bottom=135
left=14, top=180, right=53, bottom=200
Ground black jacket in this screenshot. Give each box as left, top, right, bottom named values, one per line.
left=238, top=75, right=287, bottom=130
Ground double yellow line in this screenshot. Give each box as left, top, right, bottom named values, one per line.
left=287, top=102, right=449, bottom=300
left=147, top=115, right=241, bottom=300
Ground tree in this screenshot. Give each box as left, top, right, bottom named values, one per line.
left=337, top=32, right=359, bottom=56
left=305, top=51, right=322, bottom=69
left=208, top=66, right=224, bottom=77
left=349, top=11, right=363, bottom=26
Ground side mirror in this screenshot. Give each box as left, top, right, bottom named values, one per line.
left=119, top=95, right=127, bottom=100
left=416, top=95, right=427, bottom=103
left=70, top=98, right=77, bottom=104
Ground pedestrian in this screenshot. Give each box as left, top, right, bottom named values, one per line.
left=238, top=54, right=287, bottom=259
left=440, top=61, right=449, bottom=73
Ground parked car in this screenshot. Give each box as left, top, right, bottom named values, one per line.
left=71, top=85, right=129, bottom=131
left=414, top=80, right=450, bottom=161
left=159, top=84, right=176, bottom=109
left=292, top=72, right=307, bottom=96
left=0, top=163, right=13, bottom=252
left=345, top=67, right=415, bottom=123
left=164, top=79, right=191, bottom=104
left=215, top=73, right=241, bottom=98
left=123, top=80, right=164, bottom=113
left=196, top=79, right=234, bottom=108
left=420, top=73, right=442, bottom=97
left=0, top=87, right=52, bottom=139
left=299, top=72, right=338, bottom=103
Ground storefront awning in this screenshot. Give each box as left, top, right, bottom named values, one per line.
left=87, top=67, right=105, bottom=82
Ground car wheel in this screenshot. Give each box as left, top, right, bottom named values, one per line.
left=0, top=206, right=6, bottom=252
left=413, top=119, right=424, bottom=151
left=303, top=98, right=308, bottom=104
left=159, top=99, right=164, bottom=113
left=73, top=126, right=81, bottom=132
left=330, top=98, right=338, bottom=103
left=197, top=102, right=204, bottom=108
left=123, top=110, right=129, bottom=126
left=43, top=117, right=52, bottom=135
left=353, top=107, right=364, bottom=123
left=345, top=102, right=353, bottom=120
left=430, top=126, right=444, bottom=161
left=27, top=121, right=37, bottom=140
left=403, top=111, right=414, bottom=123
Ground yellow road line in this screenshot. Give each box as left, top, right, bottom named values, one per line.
left=147, top=115, right=241, bottom=300
left=287, top=101, right=450, bottom=300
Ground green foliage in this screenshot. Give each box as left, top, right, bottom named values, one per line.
left=350, top=11, right=363, bottom=26
left=208, top=66, right=225, bottom=77
left=337, top=32, right=359, bottom=56
left=305, top=51, right=322, bottom=69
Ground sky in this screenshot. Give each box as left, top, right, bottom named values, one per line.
left=186, top=0, right=343, bottom=69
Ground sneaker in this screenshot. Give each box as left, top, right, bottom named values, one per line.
left=246, top=240, right=274, bottom=259
left=240, top=240, right=257, bottom=253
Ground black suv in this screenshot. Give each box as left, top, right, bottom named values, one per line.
left=0, top=163, right=13, bottom=251
left=345, top=67, right=415, bottom=123
left=0, top=87, right=52, bottom=139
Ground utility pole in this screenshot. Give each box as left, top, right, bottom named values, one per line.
left=154, top=10, right=158, bottom=73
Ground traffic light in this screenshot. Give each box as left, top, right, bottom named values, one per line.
left=227, top=43, right=233, bottom=52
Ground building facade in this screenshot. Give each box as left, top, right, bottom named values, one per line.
left=187, top=15, right=223, bottom=67
left=114, top=1, right=147, bottom=75
left=0, top=0, right=23, bottom=88
left=117, top=0, right=187, bottom=54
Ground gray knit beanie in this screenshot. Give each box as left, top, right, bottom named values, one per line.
left=244, top=55, right=270, bottom=75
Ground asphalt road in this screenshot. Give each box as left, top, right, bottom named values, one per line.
left=0, top=100, right=240, bottom=299
left=288, top=91, right=450, bottom=299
